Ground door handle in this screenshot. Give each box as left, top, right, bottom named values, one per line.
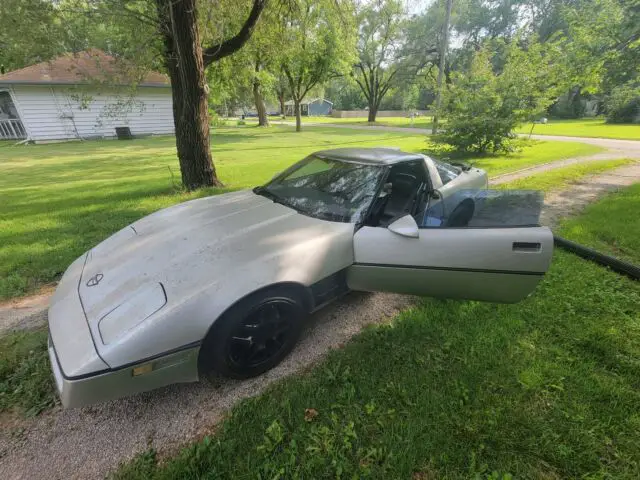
left=513, top=242, right=541, bottom=252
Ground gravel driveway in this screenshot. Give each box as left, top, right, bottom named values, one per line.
left=0, top=292, right=414, bottom=479
left=1, top=136, right=639, bottom=480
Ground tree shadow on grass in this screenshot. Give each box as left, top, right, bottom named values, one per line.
left=0, top=183, right=247, bottom=297
left=213, top=133, right=421, bottom=154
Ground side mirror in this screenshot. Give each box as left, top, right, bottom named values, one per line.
left=387, top=214, right=419, bottom=238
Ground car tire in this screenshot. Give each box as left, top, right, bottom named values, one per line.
left=445, top=200, right=475, bottom=227
left=199, top=286, right=307, bottom=379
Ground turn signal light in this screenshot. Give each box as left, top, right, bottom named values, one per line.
left=132, top=363, right=154, bottom=376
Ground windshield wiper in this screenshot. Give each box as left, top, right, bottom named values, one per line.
left=254, top=186, right=290, bottom=208
left=253, top=185, right=274, bottom=199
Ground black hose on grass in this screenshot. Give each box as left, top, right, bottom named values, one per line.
left=553, top=235, right=640, bottom=281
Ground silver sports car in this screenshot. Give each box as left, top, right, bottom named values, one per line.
left=48, top=148, right=553, bottom=408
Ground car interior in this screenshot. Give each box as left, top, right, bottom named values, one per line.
left=367, top=161, right=430, bottom=227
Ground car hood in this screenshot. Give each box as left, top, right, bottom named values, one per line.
left=78, top=190, right=352, bottom=345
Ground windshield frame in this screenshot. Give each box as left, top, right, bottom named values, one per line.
left=254, top=155, right=389, bottom=224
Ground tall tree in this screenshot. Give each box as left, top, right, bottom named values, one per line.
left=252, top=55, right=271, bottom=126
left=240, top=4, right=290, bottom=127
left=352, top=0, right=405, bottom=123
left=280, top=0, right=356, bottom=131
left=432, top=0, right=453, bottom=134
left=352, top=0, right=435, bottom=122
left=45, top=0, right=268, bottom=189
left=154, top=0, right=267, bottom=189
left=274, top=73, right=289, bottom=116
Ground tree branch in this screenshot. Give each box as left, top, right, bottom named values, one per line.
left=282, top=64, right=299, bottom=101
left=353, top=75, right=370, bottom=101
left=202, top=0, right=267, bottom=67
left=122, top=4, right=157, bottom=26
left=355, top=62, right=372, bottom=100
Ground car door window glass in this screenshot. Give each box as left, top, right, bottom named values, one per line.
left=434, top=160, right=461, bottom=185
left=420, top=189, right=545, bottom=229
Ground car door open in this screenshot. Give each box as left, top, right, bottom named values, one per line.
left=348, top=192, right=554, bottom=303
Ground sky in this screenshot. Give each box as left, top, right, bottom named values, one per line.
left=405, top=0, right=434, bottom=15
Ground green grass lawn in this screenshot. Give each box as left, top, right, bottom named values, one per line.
left=0, top=127, right=600, bottom=300
left=497, top=159, right=635, bottom=191
left=278, top=116, right=640, bottom=140
left=470, top=140, right=601, bottom=176
left=560, top=183, right=640, bottom=264
left=515, top=118, right=640, bottom=140
left=296, top=115, right=436, bottom=129
left=114, top=185, right=640, bottom=479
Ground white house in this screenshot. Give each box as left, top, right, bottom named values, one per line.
left=0, top=50, right=174, bottom=142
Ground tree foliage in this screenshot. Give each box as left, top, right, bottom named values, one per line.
left=351, top=0, right=437, bottom=122
left=351, top=0, right=405, bottom=122
left=280, top=0, right=356, bottom=131
left=437, top=41, right=560, bottom=153
left=0, top=0, right=159, bottom=72
left=606, top=83, right=640, bottom=123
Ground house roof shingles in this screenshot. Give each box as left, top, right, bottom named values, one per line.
left=0, top=49, right=169, bottom=87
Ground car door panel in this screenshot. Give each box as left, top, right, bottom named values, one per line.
left=347, top=225, right=553, bottom=303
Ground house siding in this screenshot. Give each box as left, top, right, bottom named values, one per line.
left=11, top=85, right=174, bottom=142
left=308, top=100, right=332, bottom=116
left=283, top=99, right=333, bottom=117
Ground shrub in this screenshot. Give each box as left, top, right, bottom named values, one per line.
left=436, top=42, right=558, bottom=154
left=605, top=84, right=640, bottom=124
left=210, top=112, right=228, bottom=128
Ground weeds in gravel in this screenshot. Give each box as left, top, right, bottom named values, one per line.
left=0, top=328, right=56, bottom=416
left=111, top=450, right=158, bottom=480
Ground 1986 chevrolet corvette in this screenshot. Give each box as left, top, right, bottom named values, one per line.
left=48, top=148, right=553, bottom=407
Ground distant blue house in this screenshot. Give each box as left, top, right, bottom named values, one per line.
left=284, top=98, right=333, bottom=116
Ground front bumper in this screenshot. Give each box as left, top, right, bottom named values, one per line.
left=48, top=336, right=200, bottom=408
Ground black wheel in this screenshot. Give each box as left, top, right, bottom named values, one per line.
left=200, top=288, right=306, bottom=379
left=445, top=200, right=475, bottom=227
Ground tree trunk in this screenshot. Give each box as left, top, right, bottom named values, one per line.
left=156, top=0, right=221, bottom=190
left=367, top=105, right=377, bottom=123
left=294, top=99, right=302, bottom=132
left=253, top=79, right=269, bottom=127
left=252, top=58, right=269, bottom=127
left=279, top=94, right=285, bottom=117
left=432, top=0, right=453, bottom=134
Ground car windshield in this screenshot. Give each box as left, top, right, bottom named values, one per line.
left=256, top=155, right=386, bottom=223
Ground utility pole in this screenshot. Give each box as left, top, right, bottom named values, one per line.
left=431, top=0, right=453, bottom=135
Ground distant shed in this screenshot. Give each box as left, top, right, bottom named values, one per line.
left=284, top=98, right=333, bottom=116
